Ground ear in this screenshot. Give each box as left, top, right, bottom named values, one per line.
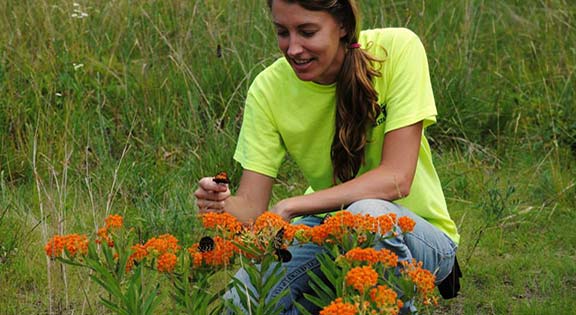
left=339, top=24, right=348, bottom=39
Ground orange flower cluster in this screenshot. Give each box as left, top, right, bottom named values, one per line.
left=187, top=236, right=236, bottom=268
left=397, top=216, right=415, bottom=233
left=122, top=235, right=182, bottom=273
left=201, top=212, right=243, bottom=235
left=96, top=214, right=124, bottom=247
left=252, top=211, right=287, bottom=234
left=123, top=243, right=149, bottom=272
left=96, top=227, right=114, bottom=247
left=144, top=234, right=181, bottom=256
left=400, top=259, right=437, bottom=305
left=130, top=244, right=148, bottom=262
left=345, top=266, right=379, bottom=294
left=369, top=285, right=402, bottom=314
left=284, top=224, right=311, bottom=243
left=133, top=234, right=181, bottom=272
left=105, top=214, right=123, bottom=229
left=308, top=212, right=400, bottom=246
left=377, top=213, right=396, bottom=235
left=156, top=252, right=177, bottom=273
left=319, top=298, right=358, bottom=315
left=45, top=234, right=89, bottom=258
left=343, top=247, right=398, bottom=268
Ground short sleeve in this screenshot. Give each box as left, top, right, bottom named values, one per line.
left=383, top=29, right=437, bottom=132
left=233, top=81, right=286, bottom=178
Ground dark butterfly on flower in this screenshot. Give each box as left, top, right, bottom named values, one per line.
left=320, top=213, right=332, bottom=225
left=273, top=228, right=292, bottom=263
left=213, top=171, right=230, bottom=185
left=198, top=236, right=215, bottom=253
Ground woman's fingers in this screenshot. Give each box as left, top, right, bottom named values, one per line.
left=194, top=188, right=230, bottom=201
left=196, top=199, right=226, bottom=213
left=198, top=177, right=229, bottom=192
left=195, top=176, right=231, bottom=212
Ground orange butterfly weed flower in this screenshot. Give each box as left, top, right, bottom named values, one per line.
left=201, top=212, right=243, bottom=235
left=130, top=244, right=148, bottom=262
left=96, top=227, right=114, bottom=247
left=284, top=224, right=312, bottom=243
left=156, top=252, right=177, bottom=273
left=252, top=212, right=287, bottom=234
left=45, top=234, right=89, bottom=258
left=344, top=248, right=398, bottom=268
left=344, top=247, right=381, bottom=264
left=104, top=214, right=123, bottom=229
left=345, top=266, right=379, bottom=294
left=188, top=249, right=203, bottom=267
left=45, top=235, right=65, bottom=258
left=310, top=224, right=331, bottom=245
left=64, top=234, right=88, bottom=257
left=125, top=259, right=135, bottom=273
left=144, top=234, right=181, bottom=256
left=204, top=237, right=236, bottom=266
left=369, top=285, right=401, bottom=314
left=376, top=214, right=396, bottom=235
left=378, top=249, right=399, bottom=268
left=188, top=236, right=236, bottom=268
left=397, top=216, right=415, bottom=233
left=312, top=211, right=382, bottom=247
left=319, top=298, right=358, bottom=315
left=400, top=259, right=437, bottom=305
left=325, top=211, right=355, bottom=229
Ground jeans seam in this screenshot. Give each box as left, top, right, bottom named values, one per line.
left=407, top=230, right=456, bottom=258
left=269, top=257, right=320, bottom=297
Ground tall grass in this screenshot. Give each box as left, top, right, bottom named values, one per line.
left=1, top=0, right=575, bottom=314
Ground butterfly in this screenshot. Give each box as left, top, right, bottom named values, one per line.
left=213, top=171, right=230, bottom=185
left=321, top=213, right=332, bottom=225
left=198, top=236, right=215, bottom=252
left=216, top=44, right=222, bottom=58
left=273, top=228, right=292, bottom=263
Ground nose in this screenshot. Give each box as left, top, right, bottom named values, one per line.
left=287, top=35, right=303, bottom=56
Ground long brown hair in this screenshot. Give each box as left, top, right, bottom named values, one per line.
left=267, top=0, right=382, bottom=184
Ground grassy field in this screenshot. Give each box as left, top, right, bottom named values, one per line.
left=1, top=0, right=575, bottom=314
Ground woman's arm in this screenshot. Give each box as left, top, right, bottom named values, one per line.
left=271, top=121, right=423, bottom=220
left=195, top=170, right=274, bottom=223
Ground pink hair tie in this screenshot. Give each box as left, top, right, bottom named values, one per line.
left=349, top=43, right=361, bottom=49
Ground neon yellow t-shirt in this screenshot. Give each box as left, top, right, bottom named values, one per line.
left=234, top=28, right=460, bottom=244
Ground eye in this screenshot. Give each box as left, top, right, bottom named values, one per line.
left=275, top=28, right=289, bottom=37
left=300, top=30, right=316, bottom=38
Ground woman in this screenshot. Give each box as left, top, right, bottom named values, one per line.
left=195, top=0, right=460, bottom=313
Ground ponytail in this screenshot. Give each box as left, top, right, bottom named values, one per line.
left=331, top=42, right=382, bottom=183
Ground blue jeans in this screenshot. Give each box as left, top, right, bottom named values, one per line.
left=224, top=199, right=457, bottom=314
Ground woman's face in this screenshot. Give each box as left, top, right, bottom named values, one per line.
left=271, top=0, right=347, bottom=85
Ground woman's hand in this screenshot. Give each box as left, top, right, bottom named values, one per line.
left=194, top=177, right=231, bottom=213
left=270, top=198, right=296, bottom=222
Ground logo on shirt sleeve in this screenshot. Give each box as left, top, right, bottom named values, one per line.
left=374, top=103, right=387, bottom=127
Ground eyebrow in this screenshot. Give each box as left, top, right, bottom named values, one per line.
left=273, top=21, right=320, bottom=29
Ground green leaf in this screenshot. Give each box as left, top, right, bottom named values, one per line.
left=294, top=301, right=314, bottom=315
left=302, top=292, right=328, bottom=310
left=142, top=283, right=161, bottom=315
left=89, top=272, right=123, bottom=298
left=308, top=273, right=335, bottom=303
left=99, top=296, right=128, bottom=315
left=55, top=256, right=86, bottom=268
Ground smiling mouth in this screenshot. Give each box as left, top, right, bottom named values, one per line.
left=292, top=58, right=313, bottom=65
